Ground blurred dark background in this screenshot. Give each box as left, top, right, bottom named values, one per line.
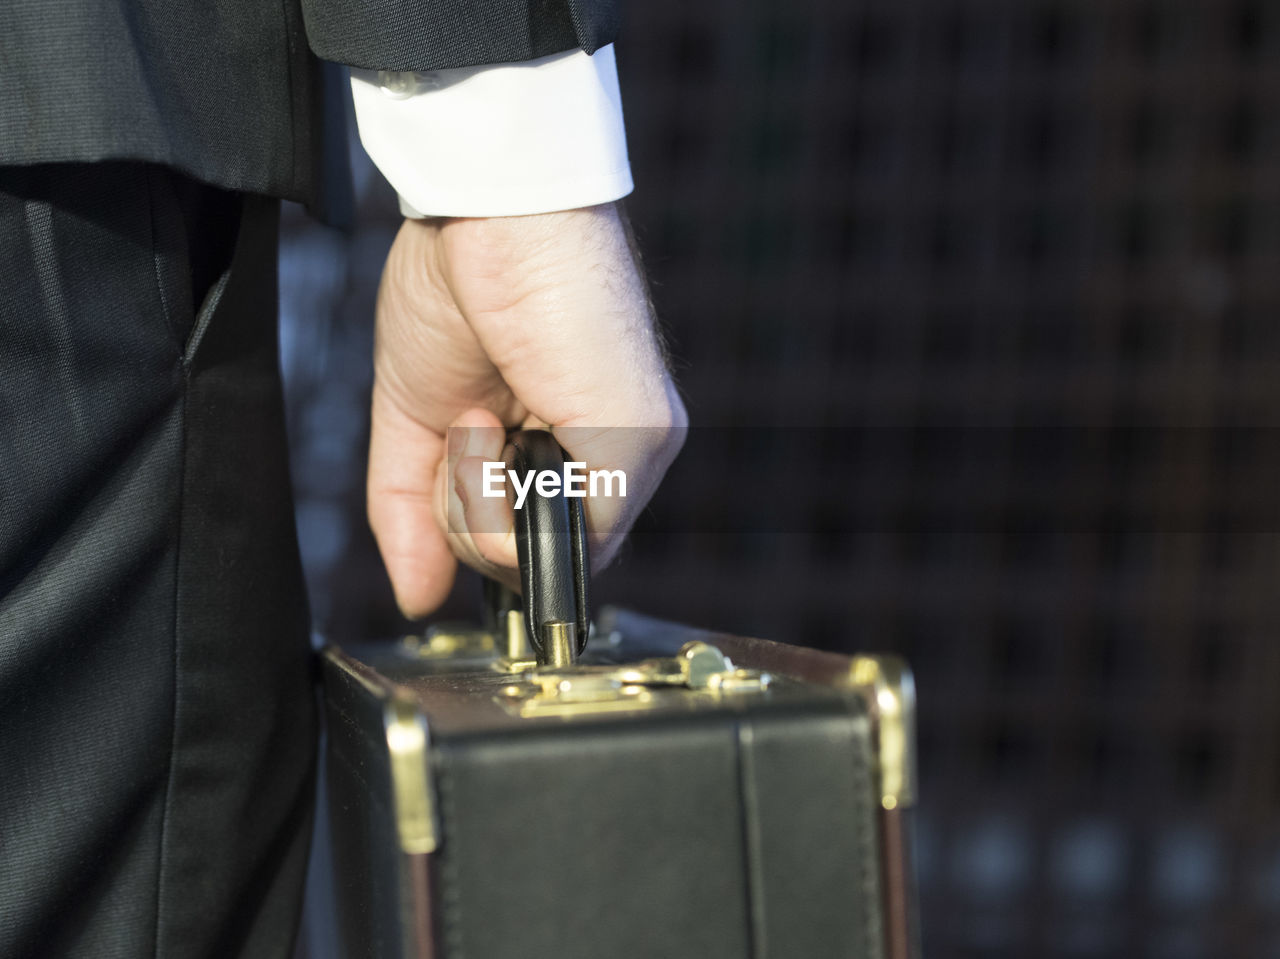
left=281, top=2, right=1280, bottom=956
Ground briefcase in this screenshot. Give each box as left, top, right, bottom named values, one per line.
left=320, top=431, right=920, bottom=959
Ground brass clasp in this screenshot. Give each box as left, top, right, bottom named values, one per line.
left=495, top=641, right=773, bottom=717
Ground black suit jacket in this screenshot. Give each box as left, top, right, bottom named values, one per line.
left=0, top=0, right=618, bottom=216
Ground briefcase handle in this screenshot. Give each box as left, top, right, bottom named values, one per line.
left=484, top=429, right=590, bottom=666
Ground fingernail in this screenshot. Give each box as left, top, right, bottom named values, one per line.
left=454, top=478, right=469, bottom=511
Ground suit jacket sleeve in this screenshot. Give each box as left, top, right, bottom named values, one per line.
left=300, top=0, right=619, bottom=71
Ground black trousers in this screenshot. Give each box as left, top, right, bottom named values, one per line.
left=0, top=164, right=316, bottom=957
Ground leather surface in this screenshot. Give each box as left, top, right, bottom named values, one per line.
left=324, top=660, right=410, bottom=959
left=435, top=717, right=752, bottom=959
left=322, top=634, right=886, bottom=959
left=506, top=430, right=590, bottom=658
left=738, top=713, right=883, bottom=957
left=431, top=707, right=881, bottom=959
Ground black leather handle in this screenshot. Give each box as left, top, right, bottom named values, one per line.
left=493, top=429, right=590, bottom=662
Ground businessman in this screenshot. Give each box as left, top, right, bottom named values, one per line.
left=0, top=1, right=684, bottom=955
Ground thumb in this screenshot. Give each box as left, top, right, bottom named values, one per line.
left=367, top=386, right=457, bottom=618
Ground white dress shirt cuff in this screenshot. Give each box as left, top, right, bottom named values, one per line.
left=350, top=45, right=633, bottom=218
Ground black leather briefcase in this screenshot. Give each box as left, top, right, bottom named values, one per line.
left=321, top=431, right=920, bottom=959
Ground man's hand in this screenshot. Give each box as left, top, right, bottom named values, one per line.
left=367, top=202, right=686, bottom=618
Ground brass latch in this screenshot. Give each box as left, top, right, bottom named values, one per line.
left=848, top=655, right=917, bottom=811
left=496, top=641, right=773, bottom=717
left=401, top=624, right=495, bottom=660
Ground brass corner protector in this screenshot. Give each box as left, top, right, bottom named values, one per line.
left=848, top=655, right=918, bottom=811
left=384, top=695, right=439, bottom=855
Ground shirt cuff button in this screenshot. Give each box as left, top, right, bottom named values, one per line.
left=378, top=70, right=442, bottom=99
